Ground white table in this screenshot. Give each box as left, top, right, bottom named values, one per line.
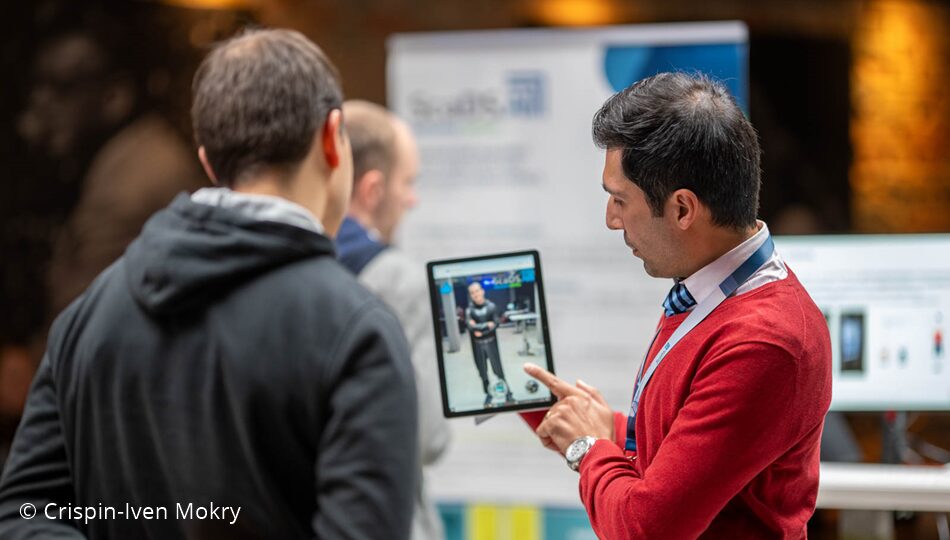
left=818, top=462, right=950, bottom=511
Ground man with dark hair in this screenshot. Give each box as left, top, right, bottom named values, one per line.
left=334, top=100, right=449, bottom=540
left=466, top=282, right=513, bottom=407
left=0, top=28, right=418, bottom=540
left=523, top=72, right=832, bottom=538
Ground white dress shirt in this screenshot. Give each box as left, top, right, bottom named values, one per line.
left=678, top=220, right=787, bottom=310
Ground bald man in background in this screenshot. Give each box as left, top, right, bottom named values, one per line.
left=335, top=100, right=449, bottom=540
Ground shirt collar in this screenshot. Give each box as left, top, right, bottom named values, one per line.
left=680, top=220, right=770, bottom=303
left=191, top=187, right=325, bottom=234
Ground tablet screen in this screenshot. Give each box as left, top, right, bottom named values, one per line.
left=427, top=250, right=556, bottom=417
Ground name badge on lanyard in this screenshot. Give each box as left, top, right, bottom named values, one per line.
left=624, top=235, right=775, bottom=452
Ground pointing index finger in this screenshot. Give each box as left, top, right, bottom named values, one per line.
left=524, top=362, right=578, bottom=399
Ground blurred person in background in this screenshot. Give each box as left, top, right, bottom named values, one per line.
left=17, top=15, right=208, bottom=318
left=0, top=28, right=418, bottom=539
left=335, top=100, right=449, bottom=540
left=1, top=8, right=207, bottom=474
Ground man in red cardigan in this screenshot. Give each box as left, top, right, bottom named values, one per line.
left=523, top=73, right=832, bottom=539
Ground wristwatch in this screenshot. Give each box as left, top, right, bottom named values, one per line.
left=565, top=436, right=597, bottom=471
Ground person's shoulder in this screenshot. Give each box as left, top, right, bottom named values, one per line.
left=361, top=248, right=423, bottom=285
left=725, top=272, right=818, bottom=319
left=272, top=254, right=382, bottom=307
left=207, top=252, right=387, bottom=340
left=715, top=273, right=828, bottom=356
left=361, top=247, right=428, bottom=299
left=363, top=247, right=416, bottom=271
left=89, top=114, right=203, bottom=193
left=756, top=269, right=825, bottom=328
left=237, top=254, right=407, bottom=357
left=44, top=260, right=128, bottom=371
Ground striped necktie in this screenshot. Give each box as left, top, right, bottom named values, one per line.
left=663, top=282, right=696, bottom=317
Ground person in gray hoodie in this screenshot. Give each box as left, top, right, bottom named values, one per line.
left=0, top=28, right=418, bottom=540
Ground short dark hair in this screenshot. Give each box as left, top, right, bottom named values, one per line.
left=191, top=28, right=343, bottom=185
left=592, top=72, right=761, bottom=229
left=343, top=100, right=397, bottom=189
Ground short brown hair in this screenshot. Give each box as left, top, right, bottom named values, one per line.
left=342, top=100, right=397, bottom=189
left=191, top=28, right=343, bottom=185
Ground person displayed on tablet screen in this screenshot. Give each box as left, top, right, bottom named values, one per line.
left=466, top=281, right=514, bottom=407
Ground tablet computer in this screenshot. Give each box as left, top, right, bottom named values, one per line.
left=426, top=250, right=556, bottom=418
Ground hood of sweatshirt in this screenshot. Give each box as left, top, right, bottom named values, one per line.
left=124, top=193, right=334, bottom=315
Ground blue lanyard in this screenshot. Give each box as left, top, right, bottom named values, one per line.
left=625, top=235, right=775, bottom=452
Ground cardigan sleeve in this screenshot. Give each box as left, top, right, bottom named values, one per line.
left=578, top=340, right=815, bottom=539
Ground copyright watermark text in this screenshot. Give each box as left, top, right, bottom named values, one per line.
left=17, top=502, right=241, bottom=525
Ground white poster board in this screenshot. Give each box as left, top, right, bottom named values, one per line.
left=387, top=21, right=748, bottom=505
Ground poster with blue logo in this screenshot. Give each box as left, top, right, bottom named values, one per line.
left=388, top=21, right=747, bottom=520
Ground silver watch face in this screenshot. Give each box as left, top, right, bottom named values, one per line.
left=566, top=437, right=592, bottom=462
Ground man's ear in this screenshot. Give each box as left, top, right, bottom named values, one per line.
left=355, top=169, right=385, bottom=211
left=321, top=108, right=344, bottom=170
left=197, top=146, right=219, bottom=185
left=668, top=188, right=701, bottom=230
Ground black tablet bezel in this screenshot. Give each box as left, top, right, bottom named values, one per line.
left=426, top=249, right=557, bottom=418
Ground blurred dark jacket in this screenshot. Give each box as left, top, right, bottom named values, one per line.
left=0, top=192, right=418, bottom=539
